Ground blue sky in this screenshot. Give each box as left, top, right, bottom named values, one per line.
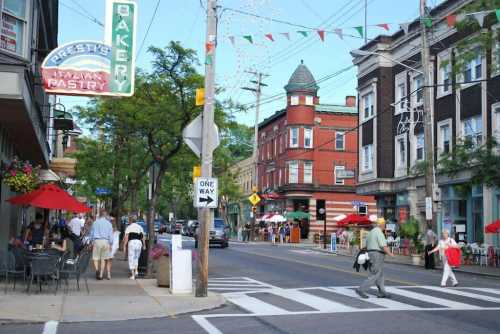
left=58, top=0, right=443, bottom=127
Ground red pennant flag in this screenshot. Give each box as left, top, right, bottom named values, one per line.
left=317, top=30, right=325, bottom=41
left=446, top=14, right=457, bottom=27
left=205, top=42, right=214, bottom=54
left=265, top=33, right=275, bottom=42
left=377, top=23, right=390, bottom=31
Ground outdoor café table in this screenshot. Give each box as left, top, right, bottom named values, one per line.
left=24, top=251, right=60, bottom=293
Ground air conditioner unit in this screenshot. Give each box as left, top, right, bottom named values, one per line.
left=314, top=117, right=322, bottom=124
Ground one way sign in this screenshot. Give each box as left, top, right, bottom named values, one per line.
left=194, top=177, right=218, bottom=208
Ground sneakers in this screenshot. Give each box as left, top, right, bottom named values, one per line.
left=377, top=292, right=392, bottom=299
left=355, top=289, right=369, bottom=299
left=453, top=283, right=459, bottom=287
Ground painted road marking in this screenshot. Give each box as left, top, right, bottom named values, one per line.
left=228, top=294, right=288, bottom=315
left=384, top=287, right=482, bottom=309
left=329, top=287, right=420, bottom=310
left=269, top=288, right=355, bottom=312
left=42, top=321, right=59, bottom=334
left=420, top=286, right=500, bottom=304
left=208, top=277, right=276, bottom=292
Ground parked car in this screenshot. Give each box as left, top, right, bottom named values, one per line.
left=154, top=220, right=167, bottom=234
left=194, top=218, right=229, bottom=248
left=182, top=220, right=198, bottom=236
left=170, top=219, right=184, bottom=234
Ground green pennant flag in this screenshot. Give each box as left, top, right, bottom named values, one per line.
left=243, top=35, right=253, bottom=44
left=205, top=54, right=213, bottom=65
left=496, top=9, right=500, bottom=22
left=354, top=26, right=363, bottom=38
left=423, top=17, right=433, bottom=28
left=297, top=30, right=308, bottom=37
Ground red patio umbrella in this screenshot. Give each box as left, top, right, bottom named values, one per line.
left=7, top=183, right=91, bottom=213
left=485, top=220, right=500, bottom=233
left=337, top=214, right=372, bottom=227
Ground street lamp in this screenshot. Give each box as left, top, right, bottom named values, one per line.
left=350, top=49, right=423, bottom=74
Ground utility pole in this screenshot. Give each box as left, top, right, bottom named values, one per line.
left=196, top=0, right=217, bottom=298
left=420, top=0, right=436, bottom=231
left=242, top=71, right=268, bottom=241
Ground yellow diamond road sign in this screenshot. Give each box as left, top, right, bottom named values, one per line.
left=249, top=193, right=261, bottom=206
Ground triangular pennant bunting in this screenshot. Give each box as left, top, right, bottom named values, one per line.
left=297, top=30, right=308, bottom=37
left=334, top=28, right=343, bottom=39
left=265, top=33, right=274, bottom=42
left=243, top=35, right=253, bottom=44
left=317, top=30, right=325, bottom=41
left=446, top=14, right=457, bottom=27
left=205, top=54, right=213, bottom=65
left=228, top=36, right=235, bottom=46
left=377, top=23, right=390, bottom=31
left=472, top=11, right=487, bottom=27
left=354, top=26, right=364, bottom=38
left=497, top=9, right=500, bottom=22
left=280, top=32, right=290, bottom=40
left=423, top=17, right=433, bottom=28
left=400, top=22, right=410, bottom=34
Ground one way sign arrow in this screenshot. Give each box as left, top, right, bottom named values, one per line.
left=199, top=196, right=214, bottom=205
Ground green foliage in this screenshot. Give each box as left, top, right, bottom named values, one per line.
left=437, top=137, right=500, bottom=188
left=400, top=217, right=423, bottom=254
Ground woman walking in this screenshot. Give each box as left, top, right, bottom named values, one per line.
left=428, top=229, right=459, bottom=287
left=104, top=217, right=121, bottom=280
left=279, top=224, right=285, bottom=244
left=123, top=215, right=145, bottom=279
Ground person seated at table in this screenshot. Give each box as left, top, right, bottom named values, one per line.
left=49, top=229, right=70, bottom=253
left=24, top=213, right=47, bottom=247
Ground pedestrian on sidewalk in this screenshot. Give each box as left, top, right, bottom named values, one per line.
left=428, top=229, right=459, bottom=287
left=279, top=224, right=285, bottom=244
left=356, top=218, right=395, bottom=299
left=268, top=224, right=275, bottom=244
left=104, top=217, right=121, bottom=280
left=424, top=227, right=437, bottom=269
left=285, top=223, right=290, bottom=243
left=90, top=210, right=113, bottom=280
left=123, top=215, right=145, bottom=279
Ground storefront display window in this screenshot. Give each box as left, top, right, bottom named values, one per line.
left=1, top=0, right=27, bottom=56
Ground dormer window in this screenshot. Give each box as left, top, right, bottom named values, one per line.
left=305, top=96, right=314, bottom=105
left=291, top=95, right=299, bottom=105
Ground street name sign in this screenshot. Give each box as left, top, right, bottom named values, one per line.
left=336, top=169, right=355, bottom=179
left=248, top=193, right=261, bottom=206
left=194, top=177, right=218, bottom=208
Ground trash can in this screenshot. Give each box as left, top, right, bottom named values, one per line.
left=156, top=255, right=170, bottom=287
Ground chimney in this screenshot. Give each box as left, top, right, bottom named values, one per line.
left=345, top=95, right=356, bottom=107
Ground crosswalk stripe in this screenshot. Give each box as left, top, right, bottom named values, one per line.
left=384, top=287, right=481, bottom=309
left=269, top=289, right=354, bottom=312
left=420, top=287, right=500, bottom=304
left=228, top=294, right=288, bottom=315
left=469, top=288, right=500, bottom=296
left=209, top=288, right=271, bottom=291
left=208, top=283, right=268, bottom=287
left=329, top=287, right=420, bottom=310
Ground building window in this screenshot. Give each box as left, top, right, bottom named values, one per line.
left=335, top=131, right=345, bottom=150
left=267, top=142, right=271, bottom=159
left=278, top=168, right=282, bottom=186
left=493, top=103, right=500, bottom=143
left=394, top=72, right=407, bottom=114
left=398, top=83, right=406, bottom=112
left=358, top=205, right=368, bottom=216
left=413, top=74, right=424, bottom=104
left=493, top=39, right=500, bottom=76
left=334, top=165, right=345, bottom=185
left=438, top=121, right=452, bottom=155
left=288, top=161, right=298, bottom=183
left=290, top=127, right=299, bottom=148
left=304, top=161, right=313, bottom=183
left=304, top=127, right=313, bottom=148
left=290, top=95, right=299, bottom=105
left=305, top=95, right=314, bottom=106
left=464, top=50, right=482, bottom=82
left=463, top=115, right=483, bottom=147
left=416, top=133, right=425, bottom=160
left=395, top=135, right=406, bottom=169
left=1, top=0, right=28, bottom=56
left=362, top=92, right=374, bottom=120
left=442, top=63, right=451, bottom=93
left=438, top=51, right=452, bottom=96
left=274, top=138, right=277, bottom=156
left=361, top=144, right=373, bottom=172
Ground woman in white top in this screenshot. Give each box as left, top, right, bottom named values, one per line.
left=123, top=216, right=145, bottom=279
left=428, top=229, right=459, bottom=287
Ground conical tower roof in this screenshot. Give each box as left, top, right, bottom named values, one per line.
left=284, top=60, right=318, bottom=94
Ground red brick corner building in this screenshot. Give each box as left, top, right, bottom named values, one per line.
left=257, top=61, right=375, bottom=239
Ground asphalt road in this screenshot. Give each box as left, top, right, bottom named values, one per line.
left=3, top=241, right=500, bottom=334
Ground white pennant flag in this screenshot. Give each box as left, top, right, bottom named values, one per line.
left=400, top=22, right=410, bottom=35
left=334, top=28, right=343, bottom=39
left=472, top=11, right=487, bottom=27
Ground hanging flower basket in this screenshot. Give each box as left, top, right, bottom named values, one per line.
left=1, top=157, right=40, bottom=193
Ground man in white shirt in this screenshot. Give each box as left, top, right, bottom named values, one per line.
left=68, top=213, right=85, bottom=237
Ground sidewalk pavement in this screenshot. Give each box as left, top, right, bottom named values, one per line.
left=231, top=239, right=500, bottom=278
left=0, top=252, right=224, bottom=324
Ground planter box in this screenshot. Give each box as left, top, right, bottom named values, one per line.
left=156, top=256, right=170, bottom=287
left=411, top=254, right=422, bottom=266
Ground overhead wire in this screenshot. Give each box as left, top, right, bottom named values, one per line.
left=60, top=1, right=104, bottom=27
left=136, top=0, right=161, bottom=60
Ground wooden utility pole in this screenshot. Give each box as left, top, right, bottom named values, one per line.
left=420, top=0, right=436, bottom=230
left=196, top=0, right=217, bottom=298
left=242, top=71, right=267, bottom=241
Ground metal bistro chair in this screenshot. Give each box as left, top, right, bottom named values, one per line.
left=58, top=251, right=91, bottom=294
left=4, top=251, right=27, bottom=293
left=27, top=255, right=59, bottom=294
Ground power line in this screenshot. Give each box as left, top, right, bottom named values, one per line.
left=136, top=0, right=161, bottom=60
left=60, top=1, right=104, bottom=27
left=69, top=0, right=103, bottom=26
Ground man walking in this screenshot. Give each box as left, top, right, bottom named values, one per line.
left=356, top=218, right=394, bottom=299
left=90, top=210, right=113, bottom=280
left=68, top=213, right=85, bottom=237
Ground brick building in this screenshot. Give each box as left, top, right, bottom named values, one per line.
left=257, top=61, right=375, bottom=239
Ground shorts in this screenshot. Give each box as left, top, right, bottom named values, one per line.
left=92, top=239, right=110, bottom=260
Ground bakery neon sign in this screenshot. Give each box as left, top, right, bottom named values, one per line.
left=41, top=0, right=137, bottom=97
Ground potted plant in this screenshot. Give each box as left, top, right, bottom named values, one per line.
left=1, top=157, right=39, bottom=193
left=400, top=217, right=423, bottom=265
